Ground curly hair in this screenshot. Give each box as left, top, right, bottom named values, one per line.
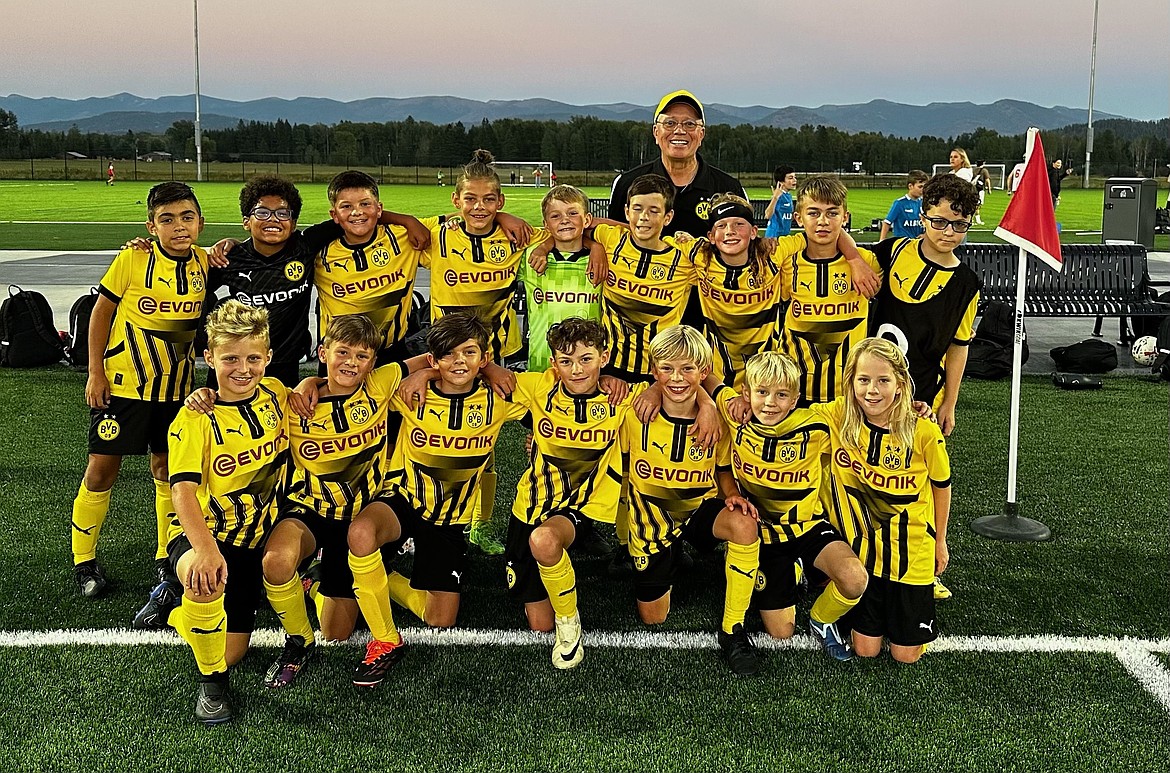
left=922, top=174, right=980, bottom=218
left=239, top=174, right=302, bottom=219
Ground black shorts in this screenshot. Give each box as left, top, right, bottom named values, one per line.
left=377, top=491, right=467, bottom=594
left=755, top=521, right=846, bottom=611
left=279, top=504, right=360, bottom=600
left=208, top=361, right=301, bottom=390
left=167, top=534, right=264, bottom=635
left=88, top=397, right=181, bottom=456
left=846, top=575, right=938, bottom=648
left=601, top=364, right=655, bottom=386
left=633, top=498, right=723, bottom=603
left=504, top=510, right=585, bottom=604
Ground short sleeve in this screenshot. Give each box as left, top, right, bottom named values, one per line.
left=301, top=220, right=345, bottom=252
left=98, top=248, right=136, bottom=302
left=168, top=411, right=207, bottom=486
left=954, top=293, right=980, bottom=344
left=919, top=420, right=951, bottom=486
left=714, top=428, right=732, bottom=468
left=883, top=199, right=900, bottom=225
left=366, top=362, right=405, bottom=400
left=523, top=227, right=552, bottom=251
left=511, top=371, right=549, bottom=411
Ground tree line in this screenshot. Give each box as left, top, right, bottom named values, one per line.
left=0, top=107, right=1165, bottom=177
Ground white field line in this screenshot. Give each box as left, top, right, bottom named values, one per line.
left=1115, top=648, right=1170, bottom=714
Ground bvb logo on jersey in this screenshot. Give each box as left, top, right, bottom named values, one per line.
left=831, top=271, right=850, bottom=296
left=284, top=261, right=306, bottom=281
left=349, top=403, right=371, bottom=425
left=190, top=271, right=205, bottom=293
left=370, top=248, right=391, bottom=268
left=650, top=264, right=666, bottom=281
left=634, top=555, right=649, bottom=572
left=882, top=448, right=903, bottom=470
left=488, top=243, right=510, bottom=264
left=96, top=417, right=120, bottom=441
left=695, top=201, right=710, bottom=220
left=755, top=569, right=767, bottom=592
left=505, top=565, right=517, bottom=589
left=466, top=408, right=484, bottom=429
left=589, top=403, right=608, bottom=422
left=779, top=444, right=798, bottom=464
left=688, top=441, right=706, bottom=462
left=260, top=406, right=279, bottom=431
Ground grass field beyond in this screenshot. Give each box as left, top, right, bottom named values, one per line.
left=0, top=366, right=1167, bottom=771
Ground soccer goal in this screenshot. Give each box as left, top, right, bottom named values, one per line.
left=930, top=163, right=1007, bottom=190
left=495, top=161, right=554, bottom=187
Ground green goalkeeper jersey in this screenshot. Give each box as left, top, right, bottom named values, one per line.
left=519, top=246, right=601, bottom=371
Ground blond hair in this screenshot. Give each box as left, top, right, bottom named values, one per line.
left=322, top=314, right=382, bottom=352
left=795, top=175, right=849, bottom=210
left=541, top=184, right=589, bottom=217
left=649, top=324, right=712, bottom=372
left=743, top=351, right=801, bottom=393
left=841, top=338, right=916, bottom=452
left=456, top=149, right=501, bottom=195
left=205, top=300, right=269, bottom=352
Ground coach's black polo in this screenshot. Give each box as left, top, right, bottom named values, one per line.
left=607, top=153, right=746, bottom=239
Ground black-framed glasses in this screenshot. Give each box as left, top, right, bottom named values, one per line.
left=922, top=215, right=971, bottom=233
left=655, top=118, right=703, bottom=132
left=250, top=206, right=294, bottom=221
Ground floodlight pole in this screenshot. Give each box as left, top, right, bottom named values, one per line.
left=1083, top=0, right=1098, bottom=188
left=193, top=0, right=204, bottom=182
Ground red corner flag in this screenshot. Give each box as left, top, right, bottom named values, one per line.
left=994, top=128, right=1063, bottom=272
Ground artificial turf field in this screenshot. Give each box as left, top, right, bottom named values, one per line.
left=0, top=180, right=1169, bottom=770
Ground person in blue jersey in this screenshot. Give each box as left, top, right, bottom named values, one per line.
left=764, top=165, right=797, bottom=237
left=879, top=170, right=928, bottom=241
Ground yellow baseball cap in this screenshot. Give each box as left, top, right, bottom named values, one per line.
left=654, top=90, right=704, bottom=121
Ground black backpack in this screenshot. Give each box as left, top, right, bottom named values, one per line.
left=67, top=287, right=99, bottom=369
left=1050, top=338, right=1118, bottom=374
left=1153, top=315, right=1170, bottom=380
left=0, top=285, right=65, bottom=367
left=964, top=301, right=1029, bottom=380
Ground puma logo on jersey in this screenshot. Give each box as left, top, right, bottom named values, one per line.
left=894, top=273, right=910, bottom=289
left=919, top=620, right=935, bottom=633
left=554, top=405, right=571, bottom=415
left=800, top=280, right=812, bottom=291
left=226, top=427, right=243, bottom=435
left=450, top=570, right=463, bottom=584
left=451, top=247, right=468, bottom=259
left=651, top=441, right=668, bottom=454
left=191, top=618, right=226, bottom=635
left=332, top=258, right=352, bottom=271
left=428, top=408, right=444, bottom=420
left=170, top=430, right=182, bottom=440
left=157, top=276, right=172, bottom=287
left=309, top=420, right=329, bottom=430
left=237, top=271, right=252, bottom=281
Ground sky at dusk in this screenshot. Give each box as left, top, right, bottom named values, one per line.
left=2, top=0, right=1167, bottom=120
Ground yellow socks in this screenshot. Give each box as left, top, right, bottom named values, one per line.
left=722, top=539, right=760, bottom=634
left=348, top=551, right=401, bottom=643
left=264, top=575, right=314, bottom=642
left=71, top=483, right=111, bottom=565
left=387, top=571, right=428, bottom=621
left=173, top=596, right=228, bottom=676
left=537, top=549, right=578, bottom=619
left=153, top=479, right=174, bottom=561
left=810, top=580, right=861, bottom=625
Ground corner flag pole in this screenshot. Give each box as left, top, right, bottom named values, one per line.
left=972, top=128, right=1052, bottom=541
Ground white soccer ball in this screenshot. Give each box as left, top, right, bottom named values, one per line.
left=1131, top=335, right=1159, bottom=366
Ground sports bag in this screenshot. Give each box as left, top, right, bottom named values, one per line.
left=975, top=300, right=1029, bottom=364
left=67, top=287, right=99, bottom=368
left=0, top=285, right=65, bottom=367
left=1049, top=338, right=1117, bottom=374
left=1153, top=315, right=1170, bottom=380
left=964, top=339, right=1012, bottom=380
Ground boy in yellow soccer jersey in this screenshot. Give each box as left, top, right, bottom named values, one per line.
left=621, top=325, right=763, bottom=676
left=345, top=312, right=528, bottom=686
left=779, top=176, right=883, bottom=406
left=708, top=352, right=868, bottom=661
left=505, top=318, right=633, bottom=670
left=71, top=182, right=208, bottom=603
left=164, top=301, right=300, bottom=724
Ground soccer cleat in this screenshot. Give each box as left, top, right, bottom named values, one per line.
left=194, top=672, right=234, bottom=725
left=551, top=614, right=584, bottom=670
left=607, top=547, right=634, bottom=578
left=75, top=560, right=108, bottom=598
left=301, top=559, right=322, bottom=597
left=154, top=557, right=178, bottom=587
left=717, top=624, right=762, bottom=677
left=810, top=617, right=853, bottom=661
left=132, top=578, right=182, bottom=630
left=397, top=537, right=416, bottom=556
left=352, top=636, right=407, bottom=687
left=467, top=522, right=505, bottom=556
left=933, top=576, right=953, bottom=600
left=264, top=635, right=316, bottom=689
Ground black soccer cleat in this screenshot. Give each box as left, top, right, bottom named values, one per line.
left=154, top=557, right=179, bottom=587
left=194, top=672, right=234, bottom=725
left=132, top=579, right=183, bottom=630
left=607, top=548, right=635, bottom=578
left=352, top=637, right=407, bottom=687
left=75, top=560, right=108, bottom=599
left=264, top=635, right=316, bottom=689
left=717, top=624, right=762, bottom=677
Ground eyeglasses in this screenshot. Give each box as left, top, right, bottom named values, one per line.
left=922, top=215, right=972, bottom=233
left=655, top=118, right=704, bottom=133
left=250, top=206, right=294, bottom=221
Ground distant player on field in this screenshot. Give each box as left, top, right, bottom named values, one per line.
left=880, top=170, right=928, bottom=241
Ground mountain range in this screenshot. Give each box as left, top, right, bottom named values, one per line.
left=0, top=93, right=1122, bottom=139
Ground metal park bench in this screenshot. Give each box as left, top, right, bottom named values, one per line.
left=956, top=243, right=1169, bottom=342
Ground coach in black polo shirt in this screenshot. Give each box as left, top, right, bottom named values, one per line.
left=608, top=90, right=747, bottom=238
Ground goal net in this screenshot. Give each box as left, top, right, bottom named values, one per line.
left=930, top=163, right=1007, bottom=190
left=495, top=161, right=554, bottom=187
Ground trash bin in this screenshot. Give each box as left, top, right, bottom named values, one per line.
left=1102, top=177, right=1158, bottom=249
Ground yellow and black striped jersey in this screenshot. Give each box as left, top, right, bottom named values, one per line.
left=286, top=362, right=405, bottom=522
left=511, top=371, right=646, bottom=526
left=779, top=247, right=882, bottom=404
left=620, top=408, right=730, bottom=557
left=714, top=385, right=830, bottom=545
left=595, top=224, right=695, bottom=376
left=315, top=220, right=434, bottom=352
left=692, top=235, right=805, bottom=389
left=98, top=243, right=208, bottom=402
left=815, top=398, right=951, bottom=586
left=168, top=378, right=290, bottom=549
left=424, top=223, right=550, bottom=361
left=387, top=380, right=528, bottom=527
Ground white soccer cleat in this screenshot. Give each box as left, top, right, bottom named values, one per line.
left=552, top=613, right=584, bottom=670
